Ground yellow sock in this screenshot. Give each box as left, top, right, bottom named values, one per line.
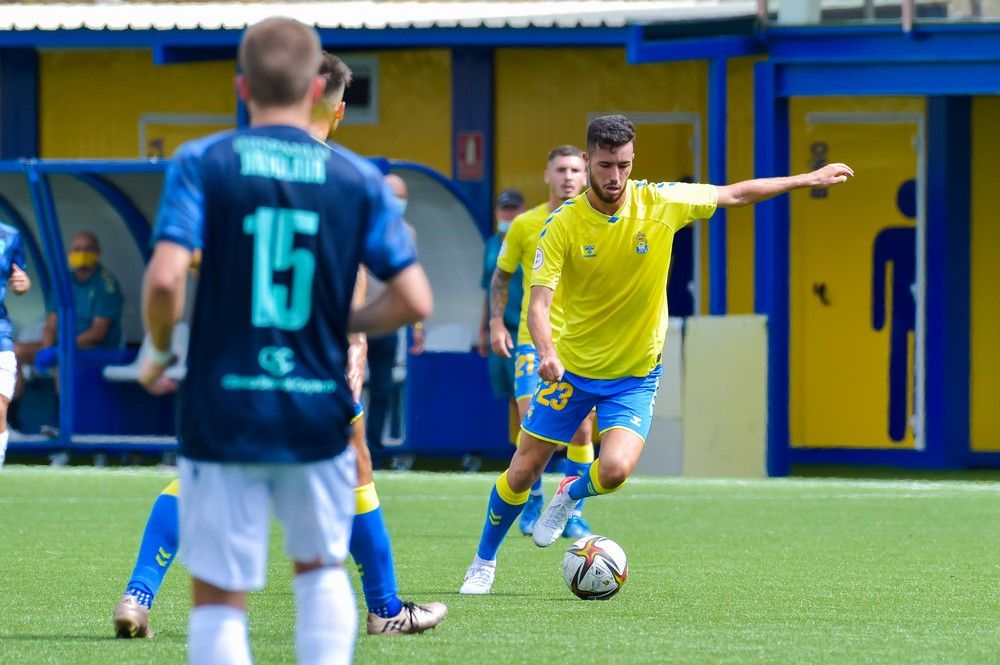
left=567, top=442, right=594, bottom=464
left=586, top=458, right=625, bottom=495
left=496, top=470, right=529, bottom=505
left=355, top=482, right=380, bottom=515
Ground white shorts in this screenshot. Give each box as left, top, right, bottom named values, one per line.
left=178, top=449, right=357, bottom=592
left=0, top=350, right=16, bottom=400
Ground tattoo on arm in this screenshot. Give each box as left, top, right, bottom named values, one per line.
left=489, top=270, right=512, bottom=323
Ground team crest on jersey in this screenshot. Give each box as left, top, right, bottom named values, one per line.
left=582, top=245, right=597, bottom=259
left=634, top=232, right=648, bottom=255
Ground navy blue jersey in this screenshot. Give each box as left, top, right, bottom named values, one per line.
left=152, top=125, right=416, bottom=463
left=0, top=222, right=26, bottom=352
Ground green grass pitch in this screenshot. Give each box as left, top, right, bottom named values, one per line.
left=3, top=466, right=1000, bottom=664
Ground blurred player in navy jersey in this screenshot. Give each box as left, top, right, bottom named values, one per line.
left=138, top=18, right=431, bottom=664
left=113, top=49, right=445, bottom=643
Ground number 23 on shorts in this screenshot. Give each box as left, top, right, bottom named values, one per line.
left=536, top=381, right=573, bottom=411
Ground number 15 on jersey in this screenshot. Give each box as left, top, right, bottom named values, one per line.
left=244, top=206, right=319, bottom=331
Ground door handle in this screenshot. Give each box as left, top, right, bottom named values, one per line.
left=812, top=282, right=831, bottom=306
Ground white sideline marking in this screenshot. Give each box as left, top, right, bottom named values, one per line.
left=4, top=468, right=1000, bottom=495
left=0, top=497, right=154, bottom=504
left=370, top=472, right=1000, bottom=494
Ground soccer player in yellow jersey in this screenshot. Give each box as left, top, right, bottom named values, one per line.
left=487, top=145, right=593, bottom=539
left=460, top=114, right=853, bottom=593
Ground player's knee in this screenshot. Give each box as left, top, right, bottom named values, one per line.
left=505, top=465, right=537, bottom=494
left=596, top=458, right=631, bottom=490
left=507, top=453, right=546, bottom=492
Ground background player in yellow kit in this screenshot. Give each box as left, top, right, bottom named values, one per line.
left=487, top=145, right=593, bottom=539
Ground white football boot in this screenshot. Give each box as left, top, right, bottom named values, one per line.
left=459, top=558, right=496, bottom=595
left=532, top=476, right=579, bottom=547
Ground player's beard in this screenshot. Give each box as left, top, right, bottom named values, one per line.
left=588, top=165, right=625, bottom=206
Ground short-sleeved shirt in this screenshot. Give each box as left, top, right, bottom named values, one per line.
left=0, top=222, right=26, bottom=351
left=481, top=233, right=522, bottom=332
left=153, top=125, right=416, bottom=464
left=532, top=180, right=717, bottom=379
left=496, top=202, right=566, bottom=346
left=46, top=264, right=124, bottom=350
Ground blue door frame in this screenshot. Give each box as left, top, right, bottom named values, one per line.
left=754, top=24, right=1000, bottom=474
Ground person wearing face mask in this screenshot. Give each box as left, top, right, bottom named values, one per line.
left=13, top=230, right=123, bottom=436
left=477, top=189, right=525, bottom=430
left=43, top=230, right=124, bottom=354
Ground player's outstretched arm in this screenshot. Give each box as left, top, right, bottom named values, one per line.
left=349, top=263, right=433, bottom=337
left=528, top=285, right=562, bottom=382
left=488, top=268, right=515, bottom=358
left=716, top=163, right=854, bottom=208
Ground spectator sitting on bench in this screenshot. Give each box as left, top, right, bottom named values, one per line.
left=13, top=231, right=123, bottom=436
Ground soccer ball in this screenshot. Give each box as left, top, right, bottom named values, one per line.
left=562, top=535, right=628, bottom=600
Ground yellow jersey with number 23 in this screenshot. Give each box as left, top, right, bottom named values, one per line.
left=531, top=179, right=717, bottom=379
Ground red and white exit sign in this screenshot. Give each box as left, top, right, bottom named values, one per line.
left=456, top=131, right=485, bottom=181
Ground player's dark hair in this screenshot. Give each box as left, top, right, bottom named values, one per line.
left=586, top=115, right=636, bottom=152
left=319, top=52, right=353, bottom=99
left=238, top=17, right=322, bottom=108
left=547, top=145, right=583, bottom=163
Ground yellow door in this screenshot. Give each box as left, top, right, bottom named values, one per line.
left=789, top=111, right=922, bottom=449
left=971, top=98, right=1000, bottom=451
left=611, top=115, right=702, bottom=315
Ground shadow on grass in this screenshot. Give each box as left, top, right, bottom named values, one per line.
left=0, top=633, right=182, bottom=642
left=433, top=590, right=536, bottom=598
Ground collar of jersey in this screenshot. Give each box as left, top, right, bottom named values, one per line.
left=581, top=180, right=632, bottom=224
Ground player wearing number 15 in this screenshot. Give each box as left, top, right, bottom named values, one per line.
left=139, top=17, right=432, bottom=665
left=460, top=114, right=853, bottom=595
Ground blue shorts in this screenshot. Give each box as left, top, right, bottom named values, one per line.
left=521, top=366, right=662, bottom=444
left=513, top=344, right=540, bottom=401
left=350, top=401, right=364, bottom=424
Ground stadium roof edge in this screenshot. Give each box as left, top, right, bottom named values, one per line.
left=0, top=1, right=758, bottom=32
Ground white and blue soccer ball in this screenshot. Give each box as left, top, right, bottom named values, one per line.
left=562, top=535, right=628, bottom=600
